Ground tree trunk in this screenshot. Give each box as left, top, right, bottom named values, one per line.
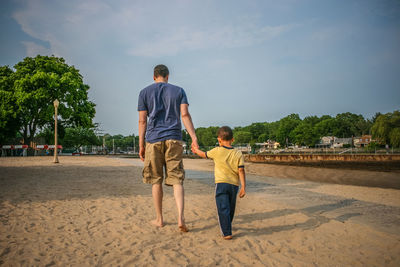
left=22, top=126, right=28, bottom=145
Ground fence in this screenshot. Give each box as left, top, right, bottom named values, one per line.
left=254, top=147, right=400, bottom=155
left=1, top=145, right=28, bottom=157
left=194, top=145, right=400, bottom=155
left=1, top=145, right=63, bottom=157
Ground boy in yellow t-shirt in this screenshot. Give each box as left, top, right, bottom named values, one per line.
left=192, top=126, right=246, bottom=240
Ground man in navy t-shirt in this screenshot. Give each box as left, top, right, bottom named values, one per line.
left=137, top=64, right=198, bottom=232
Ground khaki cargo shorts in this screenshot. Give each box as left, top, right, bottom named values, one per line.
left=143, top=139, right=185, bottom=185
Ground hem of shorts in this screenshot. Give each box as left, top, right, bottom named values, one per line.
left=143, top=179, right=163, bottom=185
left=165, top=180, right=184, bottom=186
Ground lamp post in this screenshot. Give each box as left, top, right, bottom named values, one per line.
left=133, top=134, right=135, bottom=154
left=53, top=99, right=59, bottom=163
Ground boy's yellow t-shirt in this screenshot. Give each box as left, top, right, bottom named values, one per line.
left=206, top=146, right=245, bottom=186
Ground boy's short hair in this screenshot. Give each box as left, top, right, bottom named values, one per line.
left=154, top=64, right=169, bottom=78
left=217, top=126, right=233, bottom=141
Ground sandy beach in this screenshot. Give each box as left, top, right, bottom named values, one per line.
left=1, top=156, right=399, bottom=266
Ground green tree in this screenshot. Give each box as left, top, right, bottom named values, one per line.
left=257, top=133, right=268, bottom=143
left=103, top=134, right=140, bottom=152
left=371, top=113, right=391, bottom=145
left=233, top=131, right=252, bottom=144
left=292, top=122, right=317, bottom=147
left=314, top=117, right=336, bottom=137
left=355, top=118, right=372, bottom=136
left=63, top=127, right=101, bottom=151
left=371, top=112, right=382, bottom=124
left=201, top=130, right=217, bottom=147
left=12, top=55, right=96, bottom=145
left=292, top=116, right=323, bottom=147
left=0, top=66, right=20, bottom=144
left=389, top=128, right=400, bottom=148
left=36, top=127, right=54, bottom=145
left=268, top=121, right=280, bottom=141
left=371, top=111, right=400, bottom=147
left=247, top=122, right=266, bottom=142
left=276, top=114, right=301, bottom=146
left=196, top=127, right=218, bottom=147
left=335, top=112, right=367, bottom=137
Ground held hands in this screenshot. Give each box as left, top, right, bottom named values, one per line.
left=239, top=187, right=246, bottom=198
left=191, top=146, right=198, bottom=154
left=191, top=143, right=207, bottom=158
left=191, top=140, right=199, bottom=154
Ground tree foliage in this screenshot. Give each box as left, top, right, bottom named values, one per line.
left=195, top=127, right=218, bottom=147
left=102, top=134, right=139, bottom=152
left=371, top=110, right=400, bottom=147
left=276, top=113, right=301, bottom=145
left=0, top=66, right=20, bottom=144
left=190, top=112, right=378, bottom=149
left=63, top=127, right=101, bottom=151
left=234, top=131, right=252, bottom=145
left=1, top=55, right=96, bottom=145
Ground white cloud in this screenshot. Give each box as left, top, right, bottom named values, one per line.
left=12, top=0, right=294, bottom=58
left=21, top=41, right=52, bottom=57
left=128, top=23, right=294, bottom=57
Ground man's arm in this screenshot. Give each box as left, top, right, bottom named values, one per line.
left=138, top=110, right=147, bottom=161
left=238, top=168, right=246, bottom=198
left=180, top=104, right=198, bottom=149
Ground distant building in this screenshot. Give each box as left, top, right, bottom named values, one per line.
left=235, top=144, right=251, bottom=153
left=316, top=136, right=335, bottom=148
left=255, top=140, right=280, bottom=153
left=317, top=136, right=353, bottom=148
left=353, top=135, right=372, bottom=147
left=332, top=137, right=353, bottom=148
left=321, top=136, right=335, bottom=144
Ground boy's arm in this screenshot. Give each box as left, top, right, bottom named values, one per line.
left=192, top=146, right=207, bottom=158
left=238, top=167, right=246, bottom=198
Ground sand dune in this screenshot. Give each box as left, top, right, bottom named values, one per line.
left=0, top=156, right=399, bottom=266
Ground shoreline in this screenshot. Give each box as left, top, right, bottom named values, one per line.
left=117, top=154, right=400, bottom=172
left=182, top=158, right=400, bottom=190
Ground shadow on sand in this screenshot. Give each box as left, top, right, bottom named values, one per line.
left=235, top=199, right=361, bottom=237
left=190, top=199, right=361, bottom=236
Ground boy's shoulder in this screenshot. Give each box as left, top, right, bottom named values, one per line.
left=232, top=147, right=242, bottom=153
left=208, top=146, right=242, bottom=151
left=207, top=146, right=243, bottom=157
left=228, top=147, right=243, bottom=155
left=232, top=148, right=244, bottom=159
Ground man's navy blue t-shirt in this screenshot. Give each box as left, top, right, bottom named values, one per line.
left=137, top=82, right=188, bottom=143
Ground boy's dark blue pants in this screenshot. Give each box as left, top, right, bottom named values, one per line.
left=215, top=183, right=239, bottom=237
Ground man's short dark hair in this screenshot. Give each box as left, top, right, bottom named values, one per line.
left=217, top=126, right=233, bottom=141
left=154, top=64, right=169, bottom=78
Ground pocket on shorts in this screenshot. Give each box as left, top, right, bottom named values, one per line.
left=142, top=160, right=152, bottom=182
left=166, top=140, right=183, bottom=158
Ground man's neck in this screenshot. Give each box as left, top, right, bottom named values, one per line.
left=154, top=77, right=168, bottom=83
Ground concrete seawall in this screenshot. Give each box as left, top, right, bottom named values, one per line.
left=245, top=154, right=400, bottom=163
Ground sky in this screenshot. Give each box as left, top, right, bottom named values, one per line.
left=1, top=0, right=399, bottom=135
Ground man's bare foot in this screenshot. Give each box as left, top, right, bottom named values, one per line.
left=179, top=225, right=189, bottom=232
left=151, top=219, right=164, bottom=227
left=223, top=235, right=232, bottom=240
